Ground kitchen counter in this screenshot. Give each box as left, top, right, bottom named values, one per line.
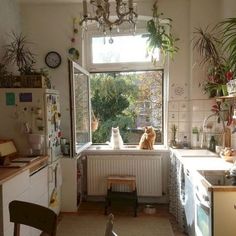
left=0, top=155, right=48, bottom=184
left=171, top=148, right=235, bottom=192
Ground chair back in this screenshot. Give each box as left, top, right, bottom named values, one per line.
left=9, top=200, right=57, bottom=236
left=105, top=213, right=118, bottom=236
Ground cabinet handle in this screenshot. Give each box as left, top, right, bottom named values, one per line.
left=234, top=204, right=236, bottom=210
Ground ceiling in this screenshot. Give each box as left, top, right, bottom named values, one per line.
left=17, top=0, right=149, bottom=4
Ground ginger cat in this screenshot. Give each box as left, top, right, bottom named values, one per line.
left=139, top=126, right=156, bottom=150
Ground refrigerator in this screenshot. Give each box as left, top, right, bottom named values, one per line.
left=0, top=88, right=62, bottom=214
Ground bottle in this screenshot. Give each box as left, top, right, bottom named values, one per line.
left=209, top=136, right=216, bottom=152
left=183, top=136, right=188, bottom=149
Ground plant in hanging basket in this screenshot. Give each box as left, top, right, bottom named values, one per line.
left=142, top=1, right=179, bottom=65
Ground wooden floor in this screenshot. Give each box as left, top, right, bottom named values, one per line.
left=68, top=201, right=187, bottom=236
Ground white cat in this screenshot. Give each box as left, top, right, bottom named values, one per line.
left=108, top=127, right=123, bottom=149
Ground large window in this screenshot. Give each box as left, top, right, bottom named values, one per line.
left=90, top=70, right=163, bottom=144
left=92, top=35, right=153, bottom=64
left=85, top=32, right=167, bottom=146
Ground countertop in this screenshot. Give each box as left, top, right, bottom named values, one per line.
left=171, top=148, right=236, bottom=192
left=0, top=155, right=48, bottom=185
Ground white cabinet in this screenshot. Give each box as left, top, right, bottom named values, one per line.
left=29, top=166, right=48, bottom=236
left=0, top=166, right=49, bottom=236
left=213, top=191, right=236, bottom=236
left=29, top=166, right=48, bottom=206
left=0, top=170, right=30, bottom=236
left=61, top=157, right=83, bottom=212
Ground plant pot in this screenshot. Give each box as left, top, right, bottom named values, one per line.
left=221, top=84, right=228, bottom=96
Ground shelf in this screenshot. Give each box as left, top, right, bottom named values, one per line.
left=216, top=94, right=236, bottom=100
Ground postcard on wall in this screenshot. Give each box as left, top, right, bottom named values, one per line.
left=6, top=93, right=15, bottom=106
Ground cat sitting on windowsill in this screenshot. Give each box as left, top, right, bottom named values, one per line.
left=139, top=126, right=156, bottom=150
left=107, top=127, right=124, bottom=150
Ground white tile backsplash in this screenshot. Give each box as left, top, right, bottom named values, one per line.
left=179, top=101, right=189, bottom=111
left=168, top=111, right=178, bottom=122
left=168, top=99, right=222, bottom=147
left=179, top=112, right=189, bottom=122
left=169, top=101, right=179, bottom=111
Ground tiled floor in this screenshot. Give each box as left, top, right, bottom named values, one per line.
left=69, top=201, right=187, bottom=236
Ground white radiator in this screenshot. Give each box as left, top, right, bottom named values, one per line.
left=87, top=155, right=162, bottom=197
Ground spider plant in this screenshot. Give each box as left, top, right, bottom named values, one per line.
left=2, top=32, right=36, bottom=74
left=217, top=18, right=236, bottom=72
left=142, top=1, right=179, bottom=64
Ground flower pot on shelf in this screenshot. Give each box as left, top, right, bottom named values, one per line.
left=221, top=84, right=228, bottom=96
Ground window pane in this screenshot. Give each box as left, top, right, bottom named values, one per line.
left=92, top=35, right=152, bottom=63
left=90, top=71, right=163, bottom=144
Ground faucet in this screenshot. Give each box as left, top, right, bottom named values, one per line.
left=200, top=112, right=225, bottom=149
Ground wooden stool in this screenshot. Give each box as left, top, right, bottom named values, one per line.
left=105, top=175, right=138, bottom=217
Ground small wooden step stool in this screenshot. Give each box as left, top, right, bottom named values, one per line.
left=105, top=175, right=138, bottom=217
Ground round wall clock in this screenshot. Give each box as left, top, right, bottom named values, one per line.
left=45, top=51, right=61, bottom=68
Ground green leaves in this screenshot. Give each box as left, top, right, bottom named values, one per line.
left=218, top=18, right=236, bottom=72
left=142, top=2, right=179, bottom=65
left=2, top=32, right=35, bottom=74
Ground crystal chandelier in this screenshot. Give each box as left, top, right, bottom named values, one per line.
left=80, top=0, right=138, bottom=36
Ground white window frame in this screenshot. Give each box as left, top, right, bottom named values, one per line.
left=83, top=25, right=169, bottom=148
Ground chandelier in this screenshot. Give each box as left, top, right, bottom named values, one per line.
left=80, top=0, right=138, bottom=36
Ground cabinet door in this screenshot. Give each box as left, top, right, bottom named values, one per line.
left=0, top=170, right=30, bottom=236
left=29, top=166, right=48, bottom=236
left=213, top=191, right=236, bottom=236
left=29, top=166, right=48, bottom=206
left=61, top=158, right=78, bottom=212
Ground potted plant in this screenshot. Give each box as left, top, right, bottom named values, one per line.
left=193, top=26, right=232, bottom=97
left=142, top=1, right=179, bottom=64
left=2, top=32, right=35, bottom=75
left=2, top=32, right=51, bottom=88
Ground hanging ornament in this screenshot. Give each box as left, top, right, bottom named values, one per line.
left=68, top=17, right=80, bottom=61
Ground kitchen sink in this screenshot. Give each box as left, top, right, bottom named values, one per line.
left=197, top=169, right=232, bottom=186
left=177, top=149, right=218, bottom=157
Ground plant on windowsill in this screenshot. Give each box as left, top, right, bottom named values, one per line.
left=142, top=1, right=179, bottom=65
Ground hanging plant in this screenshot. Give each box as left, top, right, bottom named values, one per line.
left=142, top=1, right=179, bottom=64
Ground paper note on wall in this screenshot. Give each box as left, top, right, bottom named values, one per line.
left=6, top=93, right=15, bottom=106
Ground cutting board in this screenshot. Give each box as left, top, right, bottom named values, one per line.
left=224, top=127, right=231, bottom=148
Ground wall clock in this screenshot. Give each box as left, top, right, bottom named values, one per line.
left=45, top=51, right=61, bottom=69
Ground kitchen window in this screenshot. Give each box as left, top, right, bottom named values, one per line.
left=85, top=30, right=168, bottom=146
left=90, top=70, right=164, bottom=144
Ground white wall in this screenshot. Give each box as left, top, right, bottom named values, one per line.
left=20, top=3, right=85, bottom=138
left=221, top=0, right=236, bottom=18
left=0, top=0, right=21, bottom=72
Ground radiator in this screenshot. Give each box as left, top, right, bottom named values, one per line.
left=87, top=155, right=162, bottom=197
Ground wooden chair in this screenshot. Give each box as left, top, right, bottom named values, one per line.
left=9, top=200, right=57, bottom=236
left=105, top=213, right=118, bottom=236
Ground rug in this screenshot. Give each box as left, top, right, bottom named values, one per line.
left=57, top=214, right=175, bottom=236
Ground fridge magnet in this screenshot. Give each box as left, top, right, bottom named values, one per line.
left=6, top=93, right=15, bottom=106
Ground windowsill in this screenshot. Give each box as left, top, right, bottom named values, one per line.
left=83, top=144, right=169, bottom=155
